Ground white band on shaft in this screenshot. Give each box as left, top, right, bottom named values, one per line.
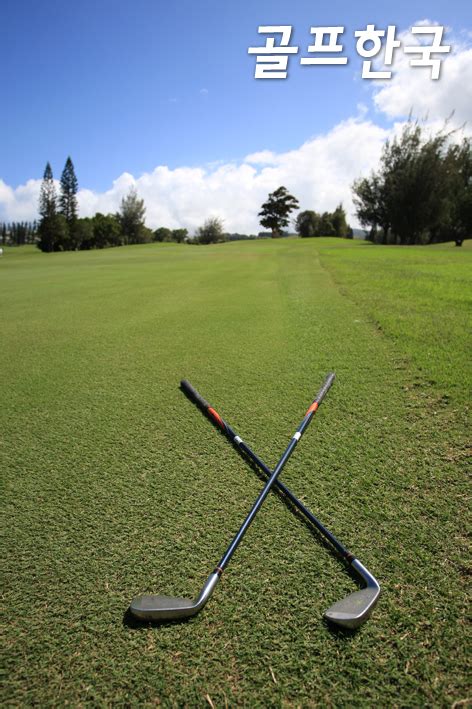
left=234, top=436, right=242, bottom=444
left=293, top=432, right=301, bottom=441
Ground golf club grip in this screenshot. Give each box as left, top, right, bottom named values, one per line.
left=314, top=372, right=336, bottom=405
left=181, top=380, right=210, bottom=411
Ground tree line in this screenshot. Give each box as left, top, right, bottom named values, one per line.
left=37, top=158, right=156, bottom=252
left=253, top=186, right=352, bottom=239
left=34, top=158, right=351, bottom=250
left=1, top=222, right=38, bottom=246
left=295, top=205, right=352, bottom=238
left=36, top=158, right=225, bottom=250
left=30, top=122, right=471, bottom=253
left=353, top=121, right=472, bottom=246
left=184, top=187, right=351, bottom=242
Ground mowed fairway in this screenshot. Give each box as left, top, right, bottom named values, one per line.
left=1, top=239, right=470, bottom=706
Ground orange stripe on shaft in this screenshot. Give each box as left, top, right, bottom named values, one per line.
left=208, top=407, right=224, bottom=429
left=305, top=401, right=319, bottom=416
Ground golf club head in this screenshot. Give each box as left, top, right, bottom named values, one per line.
left=324, top=559, right=380, bottom=630
left=130, top=593, right=198, bottom=621
left=129, top=571, right=220, bottom=622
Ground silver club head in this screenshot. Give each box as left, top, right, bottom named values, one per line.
left=324, top=559, right=380, bottom=630
left=129, top=572, right=220, bottom=622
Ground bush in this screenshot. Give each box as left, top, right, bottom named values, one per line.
left=154, top=227, right=188, bottom=243
left=195, top=217, right=225, bottom=244
left=295, top=205, right=350, bottom=238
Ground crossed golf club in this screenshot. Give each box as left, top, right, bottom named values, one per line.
left=130, top=374, right=380, bottom=629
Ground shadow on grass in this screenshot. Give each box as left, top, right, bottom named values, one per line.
left=323, top=618, right=360, bottom=640
left=122, top=606, right=196, bottom=630
left=124, top=598, right=362, bottom=637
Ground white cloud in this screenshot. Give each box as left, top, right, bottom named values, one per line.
left=244, top=150, right=278, bottom=165
left=0, top=179, right=43, bottom=221
left=373, top=29, right=472, bottom=129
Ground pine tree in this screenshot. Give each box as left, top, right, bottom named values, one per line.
left=59, top=156, right=78, bottom=223
left=38, top=162, right=69, bottom=252
left=39, top=162, right=57, bottom=219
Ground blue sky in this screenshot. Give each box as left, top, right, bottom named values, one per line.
left=1, top=0, right=471, bottom=230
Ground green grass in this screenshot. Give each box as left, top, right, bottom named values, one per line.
left=319, top=239, right=472, bottom=406
left=1, top=239, right=470, bottom=707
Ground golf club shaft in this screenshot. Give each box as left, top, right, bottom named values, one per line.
left=207, top=373, right=335, bottom=573
left=130, top=373, right=379, bottom=627
left=181, top=376, right=353, bottom=563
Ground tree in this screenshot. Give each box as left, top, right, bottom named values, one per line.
left=383, top=125, right=451, bottom=244
left=296, top=210, right=320, bottom=238
left=92, top=213, right=122, bottom=249
left=38, top=162, right=59, bottom=252
left=140, top=226, right=154, bottom=243
left=352, top=174, right=388, bottom=243
left=3, top=221, right=38, bottom=246
left=259, top=186, right=299, bottom=237
left=73, top=218, right=94, bottom=250
left=59, top=157, right=79, bottom=224
left=154, top=227, right=189, bottom=243
left=38, top=213, right=68, bottom=252
left=352, top=121, right=471, bottom=245
left=172, top=228, right=188, bottom=243
left=118, top=187, right=147, bottom=244
left=195, top=217, right=225, bottom=244
left=39, top=162, right=57, bottom=220
left=331, top=204, right=349, bottom=238
left=296, top=206, right=351, bottom=238
left=153, top=227, right=172, bottom=242
left=439, top=138, right=472, bottom=246
left=319, top=212, right=336, bottom=236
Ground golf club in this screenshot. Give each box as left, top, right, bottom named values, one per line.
left=129, top=373, right=335, bottom=622
left=180, top=379, right=380, bottom=630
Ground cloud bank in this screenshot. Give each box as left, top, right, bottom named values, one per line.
left=373, top=24, right=472, bottom=127
left=1, top=34, right=470, bottom=233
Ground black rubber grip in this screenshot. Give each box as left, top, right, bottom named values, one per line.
left=180, top=380, right=210, bottom=411
left=314, top=372, right=336, bottom=405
